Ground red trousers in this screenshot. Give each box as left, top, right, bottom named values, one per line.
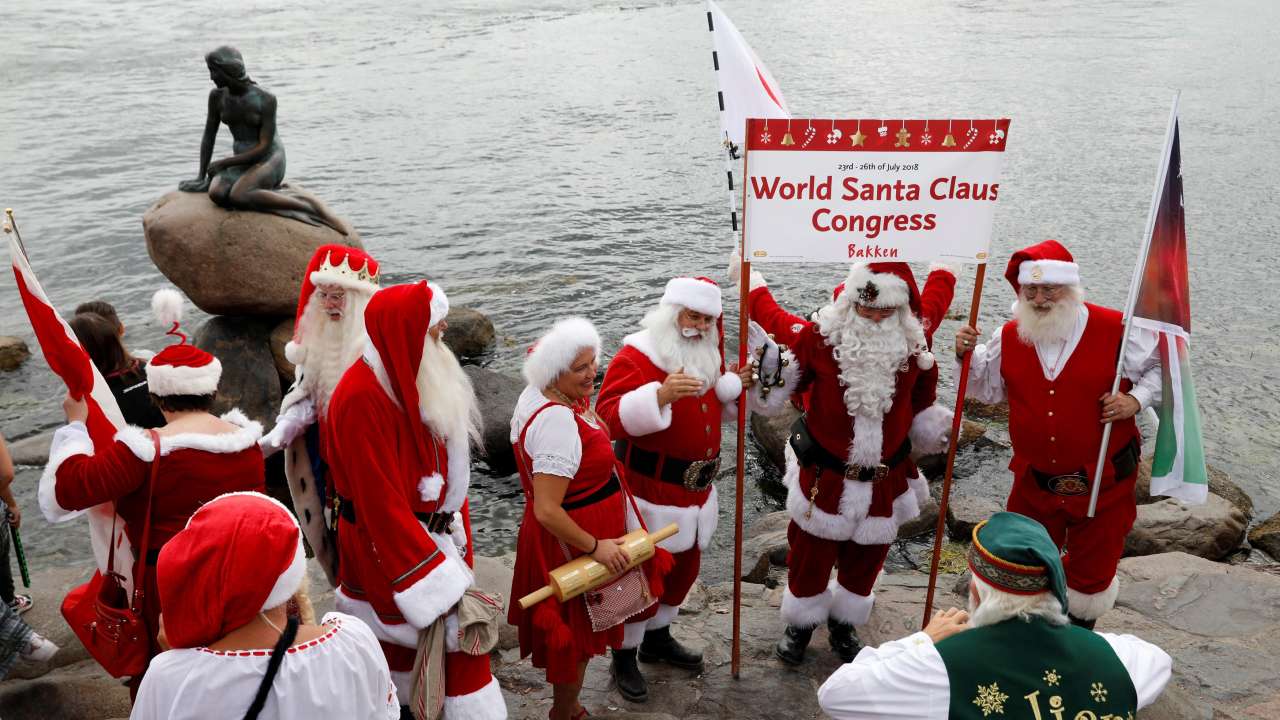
left=785, top=522, right=890, bottom=598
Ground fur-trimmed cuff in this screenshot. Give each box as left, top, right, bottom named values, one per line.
left=781, top=585, right=832, bottom=628
left=443, top=676, right=506, bottom=720
left=748, top=269, right=768, bottom=292
left=39, top=422, right=94, bottom=523
left=910, top=404, right=953, bottom=456
left=927, top=262, right=959, bottom=277
left=334, top=588, right=418, bottom=647
left=618, top=382, right=673, bottom=436
left=1068, top=577, right=1120, bottom=621
left=393, top=552, right=474, bottom=630
left=829, top=581, right=875, bottom=626
left=715, top=372, right=743, bottom=404
left=907, top=473, right=930, bottom=506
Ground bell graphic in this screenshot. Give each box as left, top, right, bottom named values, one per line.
left=941, top=134, right=957, bottom=147
left=780, top=132, right=796, bottom=146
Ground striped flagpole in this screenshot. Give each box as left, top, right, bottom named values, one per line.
left=708, top=9, right=742, bottom=246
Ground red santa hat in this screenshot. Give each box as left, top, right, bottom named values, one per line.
left=146, top=289, right=222, bottom=396
left=660, top=276, right=722, bottom=317
left=156, top=492, right=307, bottom=649
left=834, top=263, right=934, bottom=370
left=1005, top=239, right=1080, bottom=294
left=364, top=282, right=449, bottom=453
left=522, top=317, right=601, bottom=390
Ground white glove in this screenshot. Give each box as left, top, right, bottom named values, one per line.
left=259, top=398, right=316, bottom=456
left=728, top=249, right=767, bottom=291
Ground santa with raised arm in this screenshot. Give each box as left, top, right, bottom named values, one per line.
left=259, top=244, right=381, bottom=585
left=740, top=260, right=954, bottom=666
left=594, top=276, right=752, bottom=702
left=322, top=281, right=504, bottom=719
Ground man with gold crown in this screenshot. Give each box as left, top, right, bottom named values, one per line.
left=818, top=511, right=1172, bottom=720
left=260, top=244, right=380, bottom=585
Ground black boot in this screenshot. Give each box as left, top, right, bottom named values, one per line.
left=774, top=624, right=813, bottom=666
left=1069, top=615, right=1097, bottom=631
left=827, top=619, right=862, bottom=663
left=638, top=625, right=704, bottom=672
left=610, top=648, right=648, bottom=703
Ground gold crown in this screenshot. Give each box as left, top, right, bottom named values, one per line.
left=315, top=250, right=380, bottom=287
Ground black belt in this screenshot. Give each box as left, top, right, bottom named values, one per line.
left=336, top=494, right=455, bottom=534
left=1031, top=438, right=1140, bottom=497
left=788, top=415, right=912, bottom=482
left=562, top=474, right=621, bottom=511
left=614, top=440, right=720, bottom=492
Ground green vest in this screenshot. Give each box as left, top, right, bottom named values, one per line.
left=935, top=618, right=1137, bottom=720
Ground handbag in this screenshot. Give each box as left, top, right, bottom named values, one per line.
left=60, top=429, right=161, bottom=678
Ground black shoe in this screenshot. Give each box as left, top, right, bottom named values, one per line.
left=774, top=624, right=813, bottom=666
left=611, top=648, right=648, bottom=703
left=638, top=625, right=704, bottom=672
left=827, top=619, right=862, bottom=663
left=1069, top=615, right=1097, bottom=631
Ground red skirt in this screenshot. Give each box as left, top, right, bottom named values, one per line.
left=509, top=491, right=627, bottom=684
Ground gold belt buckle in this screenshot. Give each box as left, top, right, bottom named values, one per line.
left=844, top=464, right=889, bottom=482
left=1047, top=474, right=1089, bottom=496
left=683, top=459, right=719, bottom=491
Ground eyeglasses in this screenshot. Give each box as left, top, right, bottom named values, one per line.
left=1021, top=285, right=1065, bottom=299
left=316, top=289, right=346, bottom=302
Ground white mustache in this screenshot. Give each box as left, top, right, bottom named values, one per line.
left=680, top=327, right=702, bottom=338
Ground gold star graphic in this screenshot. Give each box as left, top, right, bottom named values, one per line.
left=850, top=130, right=867, bottom=147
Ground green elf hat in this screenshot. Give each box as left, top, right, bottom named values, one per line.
left=968, top=512, right=1068, bottom=611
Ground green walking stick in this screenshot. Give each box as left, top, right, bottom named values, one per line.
left=6, top=512, right=30, bottom=588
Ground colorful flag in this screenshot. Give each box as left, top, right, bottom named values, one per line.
left=1129, top=104, right=1208, bottom=504
left=707, top=0, right=791, bottom=148
left=6, top=224, right=138, bottom=590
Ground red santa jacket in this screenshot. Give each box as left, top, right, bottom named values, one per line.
left=323, top=354, right=473, bottom=648
left=595, top=331, right=742, bottom=552
left=1001, top=303, right=1140, bottom=483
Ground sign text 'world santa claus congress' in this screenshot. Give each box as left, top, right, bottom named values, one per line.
left=742, top=118, right=1011, bottom=264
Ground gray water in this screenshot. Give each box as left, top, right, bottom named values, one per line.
left=1, top=0, right=1277, bottom=579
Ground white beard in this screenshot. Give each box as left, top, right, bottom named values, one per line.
left=640, top=304, right=722, bottom=388
left=416, top=333, right=482, bottom=446
left=294, top=292, right=368, bottom=415
left=1014, top=287, right=1083, bottom=346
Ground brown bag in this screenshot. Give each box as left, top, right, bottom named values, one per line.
left=60, top=430, right=160, bottom=678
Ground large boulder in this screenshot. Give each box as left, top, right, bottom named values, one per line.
left=1134, top=456, right=1253, bottom=519
left=1124, top=493, right=1247, bottom=560
left=0, top=335, right=31, bottom=371
left=748, top=404, right=801, bottom=472
left=6, top=430, right=53, bottom=466
left=443, top=307, right=495, bottom=362
left=194, top=316, right=284, bottom=428
left=463, top=366, right=523, bottom=474
left=143, top=191, right=361, bottom=317
left=269, top=318, right=296, bottom=387
left=1249, top=512, right=1280, bottom=561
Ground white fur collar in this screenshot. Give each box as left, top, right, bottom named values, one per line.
left=114, top=409, right=264, bottom=461
left=622, top=329, right=672, bottom=373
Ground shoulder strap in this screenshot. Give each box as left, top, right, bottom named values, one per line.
left=513, top=401, right=562, bottom=490
left=243, top=616, right=300, bottom=720
left=130, top=430, right=162, bottom=612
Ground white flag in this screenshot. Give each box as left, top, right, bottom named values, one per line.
left=708, top=0, right=791, bottom=147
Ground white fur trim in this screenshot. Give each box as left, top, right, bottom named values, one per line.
left=151, top=288, right=184, bottom=328
left=419, top=473, right=445, bottom=503
left=909, top=404, right=953, bottom=456
left=621, top=620, right=646, bottom=649
left=622, top=329, right=671, bottom=373
left=618, top=381, right=673, bottom=436
left=843, top=264, right=909, bottom=309
left=335, top=588, right=418, bottom=647
left=261, top=532, right=307, bottom=611
left=661, top=277, right=722, bottom=318
left=522, top=317, right=600, bottom=389
left=1018, top=259, right=1080, bottom=287
left=828, top=580, right=875, bottom=626
left=916, top=350, right=936, bottom=370
left=906, top=473, right=930, bottom=506
left=113, top=409, right=263, bottom=459
left=439, top=432, right=471, bottom=513
left=393, top=528, right=475, bottom=629
left=748, top=269, right=768, bottom=292
left=647, top=603, right=681, bottom=630
left=633, top=486, right=720, bottom=553
left=715, top=372, right=742, bottom=404
left=746, top=347, right=800, bottom=416
left=926, top=262, right=959, bottom=277
left=428, top=281, right=450, bottom=329
left=783, top=445, right=921, bottom=544
left=283, top=340, right=302, bottom=365
left=1067, top=576, right=1120, bottom=621
left=443, top=676, right=506, bottom=720
left=849, top=413, right=883, bottom=467
left=781, top=585, right=832, bottom=628
left=146, top=357, right=222, bottom=397
left=308, top=269, right=379, bottom=295
left=39, top=422, right=95, bottom=523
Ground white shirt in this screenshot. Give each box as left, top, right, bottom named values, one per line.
left=964, top=305, right=1162, bottom=410
left=817, top=628, right=1172, bottom=720
left=511, top=385, right=601, bottom=479
left=131, top=613, right=399, bottom=720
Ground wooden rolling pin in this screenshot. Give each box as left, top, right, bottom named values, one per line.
left=518, top=523, right=678, bottom=609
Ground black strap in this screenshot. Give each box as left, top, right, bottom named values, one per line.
left=336, top=495, right=453, bottom=534
left=243, top=616, right=300, bottom=720
left=788, top=415, right=912, bottom=480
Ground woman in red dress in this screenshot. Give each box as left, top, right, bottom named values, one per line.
left=509, top=317, right=664, bottom=720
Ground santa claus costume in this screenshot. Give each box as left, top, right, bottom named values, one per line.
left=323, top=282, right=504, bottom=718
left=40, top=289, right=265, bottom=682
left=132, top=492, right=399, bottom=719
left=594, top=276, right=741, bottom=701
left=960, top=240, right=1162, bottom=627
left=745, top=263, right=952, bottom=665
left=260, top=244, right=381, bottom=586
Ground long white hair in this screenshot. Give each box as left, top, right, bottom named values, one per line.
left=1013, top=285, right=1084, bottom=346
left=293, top=290, right=368, bottom=414
left=639, top=303, right=722, bottom=387
left=967, top=575, right=1069, bottom=628
left=417, top=332, right=482, bottom=446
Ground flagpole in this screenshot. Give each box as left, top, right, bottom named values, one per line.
left=731, top=119, right=752, bottom=680
left=3, top=209, right=30, bottom=261
left=922, top=264, right=986, bottom=626
left=1086, top=92, right=1181, bottom=518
